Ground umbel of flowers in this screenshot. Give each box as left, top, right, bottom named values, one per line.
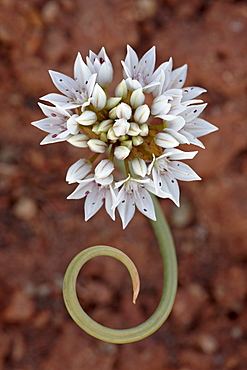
left=32, top=46, right=217, bottom=228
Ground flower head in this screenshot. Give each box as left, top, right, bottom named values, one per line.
left=32, top=46, right=218, bottom=227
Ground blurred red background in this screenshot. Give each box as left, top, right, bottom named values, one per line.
left=0, top=0, right=247, bottom=369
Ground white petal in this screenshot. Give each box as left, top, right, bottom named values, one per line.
left=182, top=87, right=207, bottom=102
left=84, top=186, right=104, bottom=221
left=40, top=133, right=71, bottom=145
left=184, top=118, right=218, bottom=138
left=76, top=110, right=97, bottom=126
left=49, top=70, right=78, bottom=97
left=116, top=103, right=132, bottom=120
left=67, top=177, right=94, bottom=199
left=181, top=103, right=207, bottom=122
left=165, top=148, right=198, bottom=160
left=105, top=185, right=117, bottom=220
left=165, top=116, right=185, bottom=131
left=74, top=53, right=92, bottom=89
left=40, top=93, right=70, bottom=106
left=134, top=104, right=150, bottom=124
left=91, top=83, right=107, bottom=110
left=135, top=188, right=156, bottom=221
left=169, top=64, right=188, bottom=89
left=117, top=187, right=136, bottom=229
left=169, top=161, right=201, bottom=181
left=164, top=128, right=190, bottom=145
left=158, top=171, right=180, bottom=206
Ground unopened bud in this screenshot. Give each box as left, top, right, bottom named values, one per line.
left=109, top=107, right=117, bottom=119
left=98, top=119, right=113, bottom=132
left=130, top=88, right=145, bottom=109
left=107, top=127, right=118, bottom=141
left=114, top=145, right=130, bottom=160
left=131, top=158, right=147, bottom=177
left=91, top=83, right=107, bottom=110
left=113, top=118, right=130, bottom=137
left=132, top=135, right=144, bottom=146
left=115, top=79, right=128, bottom=99
left=116, top=102, right=132, bottom=120
left=140, top=123, right=149, bottom=136
left=66, top=159, right=92, bottom=183
left=76, top=110, right=97, bottom=126
left=128, top=122, right=141, bottom=136
left=92, top=124, right=100, bottom=134
left=67, top=114, right=79, bottom=134
left=87, top=139, right=108, bottom=153
left=99, top=132, right=107, bottom=142
left=154, top=132, right=179, bottom=148
left=67, top=134, right=89, bottom=148
left=134, top=104, right=150, bottom=124
left=121, top=140, right=132, bottom=151
left=105, top=97, right=122, bottom=110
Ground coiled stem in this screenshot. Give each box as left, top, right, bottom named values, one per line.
left=63, top=195, right=177, bottom=343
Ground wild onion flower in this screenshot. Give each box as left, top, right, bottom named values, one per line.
left=32, top=46, right=217, bottom=228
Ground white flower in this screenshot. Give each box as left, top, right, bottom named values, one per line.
left=67, top=160, right=116, bottom=220
left=148, top=149, right=201, bottom=206
left=122, top=45, right=160, bottom=92
left=31, top=103, right=74, bottom=145
left=41, top=53, right=97, bottom=110
left=86, top=47, right=113, bottom=86
left=113, top=176, right=157, bottom=228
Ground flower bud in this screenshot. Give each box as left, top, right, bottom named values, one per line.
left=139, top=123, right=149, bottom=136
left=105, top=97, right=122, bottom=110
left=115, top=79, right=128, bottom=99
left=114, top=145, right=130, bottom=160
left=92, top=124, right=100, bottom=134
left=95, top=159, right=114, bottom=179
left=67, top=114, right=79, bottom=134
left=67, top=134, right=89, bottom=148
left=109, top=107, right=117, bottom=119
left=116, top=102, right=132, bottom=120
left=134, top=104, right=150, bottom=124
left=98, top=119, right=113, bottom=132
left=76, top=110, right=97, bottom=126
left=131, top=158, right=147, bottom=177
left=99, top=132, right=107, bottom=142
left=66, top=159, right=92, bottom=183
left=132, top=135, right=144, bottom=146
left=128, top=122, right=141, bottom=136
left=154, top=132, right=179, bottom=148
left=119, top=135, right=129, bottom=141
left=113, top=118, right=130, bottom=137
left=91, top=83, right=107, bottom=110
left=130, top=88, right=145, bottom=109
left=121, top=140, right=132, bottom=151
left=107, top=127, right=118, bottom=141
left=87, top=139, right=108, bottom=153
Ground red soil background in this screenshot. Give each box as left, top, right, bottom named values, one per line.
left=0, top=0, right=247, bottom=369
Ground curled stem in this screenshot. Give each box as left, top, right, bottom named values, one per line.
left=63, top=195, right=177, bottom=343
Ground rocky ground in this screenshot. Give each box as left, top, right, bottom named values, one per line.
left=0, top=0, right=247, bottom=369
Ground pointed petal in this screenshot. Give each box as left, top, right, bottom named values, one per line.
left=182, top=86, right=207, bottom=102
left=169, top=161, right=201, bottom=181
left=84, top=186, right=104, bottom=221
left=49, top=70, right=78, bottom=97
left=117, top=187, right=135, bottom=229
left=67, top=177, right=94, bottom=199
left=135, top=188, right=156, bottom=221
left=169, top=64, right=188, bottom=89
left=66, top=159, right=92, bottom=183
left=184, top=118, right=218, bottom=138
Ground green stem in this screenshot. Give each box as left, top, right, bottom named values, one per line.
left=63, top=195, right=177, bottom=343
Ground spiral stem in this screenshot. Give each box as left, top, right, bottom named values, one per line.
left=63, top=195, right=177, bottom=343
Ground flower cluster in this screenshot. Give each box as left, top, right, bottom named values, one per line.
left=32, top=46, right=217, bottom=228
